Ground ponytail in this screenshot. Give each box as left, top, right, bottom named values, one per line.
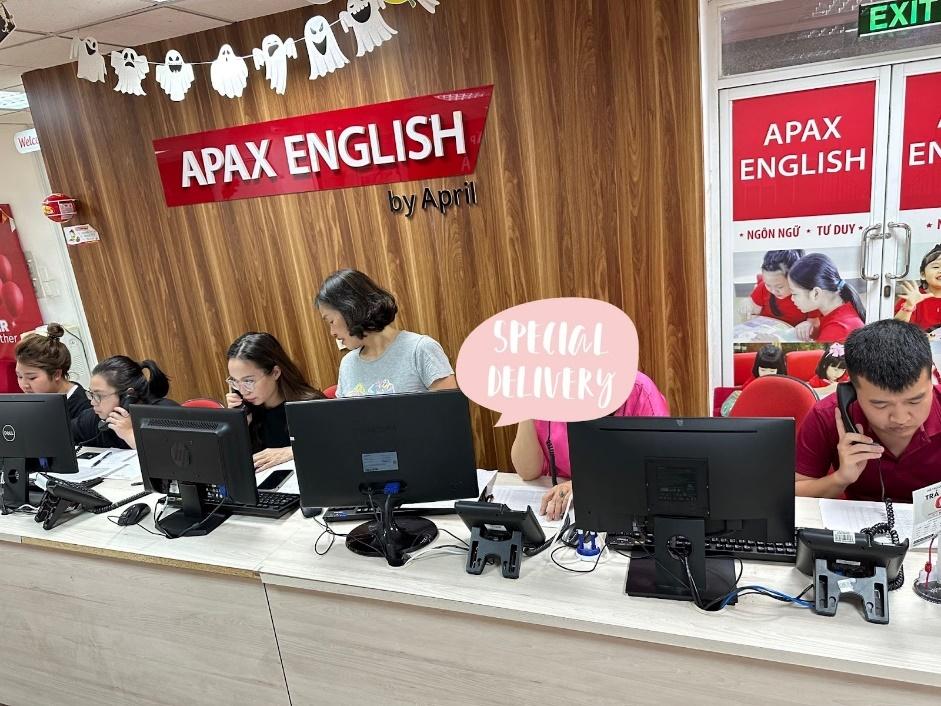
left=838, top=280, right=867, bottom=322
left=92, top=355, right=171, bottom=403
left=141, top=359, right=170, bottom=399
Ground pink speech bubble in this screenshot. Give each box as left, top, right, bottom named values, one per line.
left=456, top=298, right=639, bottom=427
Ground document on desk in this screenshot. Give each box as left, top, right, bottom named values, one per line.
left=818, top=499, right=923, bottom=549
left=488, top=482, right=566, bottom=529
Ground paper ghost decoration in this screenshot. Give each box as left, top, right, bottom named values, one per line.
left=339, top=0, right=397, bottom=58
left=70, top=36, right=106, bottom=83
left=303, top=16, right=349, bottom=80
left=252, top=34, right=297, bottom=95
left=155, top=50, right=195, bottom=102
left=210, top=44, right=249, bottom=99
left=110, top=48, right=149, bottom=95
left=385, top=0, right=439, bottom=14
left=0, top=2, right=14, bottom=45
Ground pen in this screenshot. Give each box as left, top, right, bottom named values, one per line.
left=91, top=451, right=112, bottom=467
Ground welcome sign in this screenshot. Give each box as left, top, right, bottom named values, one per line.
left=153, top=85, right=493, bottom=207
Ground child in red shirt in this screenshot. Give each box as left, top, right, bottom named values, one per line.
left=788, top=253, right=865, bottom=343
left=807, top=343, right=848, bottom=397
left=895, top=244, right=941, bottom=331
left=741, top=250, right=819, bottom=327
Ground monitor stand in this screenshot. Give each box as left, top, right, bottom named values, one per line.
left=0, top=458, right=42, bottom=509
left=158, top=483, right=230, bottom=537
left=346, top=489, right=438, bottom=566
left=626, top=516, right=736, bottom=609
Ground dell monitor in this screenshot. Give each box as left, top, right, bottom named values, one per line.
left=132, top=405, right=259, bottom=536
left=569, top=416, right=794, bottom=605
left=287, top=389, right=479, bottom=566
left=0, top=394, right=79, bottom=508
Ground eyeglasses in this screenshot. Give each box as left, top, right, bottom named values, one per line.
left=86, top=390, right=118, bottom=405
left=226, top=376, right=260, bottom=393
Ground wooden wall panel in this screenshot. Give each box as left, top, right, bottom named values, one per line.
left=22, top=0, right=706, bottom=470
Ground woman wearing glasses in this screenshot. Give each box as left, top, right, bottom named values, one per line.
left=72, top=356, right=176, bottom=448
left=226, top=332, right=325, bottom=472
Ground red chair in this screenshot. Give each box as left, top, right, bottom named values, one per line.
left=182, top=398, right=225, bottom=409
left=733, top=352, right=757, bottom=387
left=323, top=385, right=338, bottom=399
left=729, top=375, right=818, bottom=441
left=712, top=387, right=737, bottom=417
left=785, top=349, right=824, bottom=382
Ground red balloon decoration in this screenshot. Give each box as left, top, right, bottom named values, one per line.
left=1, top=281, right=23, bottom=319
left=0, top=255, right=11, bottom=283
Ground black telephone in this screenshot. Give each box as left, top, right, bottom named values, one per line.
left=230, top=387, right=247, bottom=413
left=34, top=478, right=149, bottom=530
left=97, top=390, right=139, bottom=433
left=834, top=383, right=904, bottom=590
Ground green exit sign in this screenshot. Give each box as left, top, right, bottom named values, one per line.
left=859, top=0, right=941, bottom=35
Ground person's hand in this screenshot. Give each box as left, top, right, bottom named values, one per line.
left=738, top=300, right=759, bottom=321
left=833, top=408, right=884, bottom=486
left=226, top=392, right=244, bottom=409
left=253, top=447, right=293, bottom=473
left=107, top=406, right=134, bottom=445
left=794, top=320, right=814, bottom=341
left=540, top=481, right=573, bottom=521
left=898, top=281, right=928, bottom=311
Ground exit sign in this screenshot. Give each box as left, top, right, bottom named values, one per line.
left=859, top=0, right=940, bottom=35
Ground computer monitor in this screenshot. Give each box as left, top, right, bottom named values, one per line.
left=287, top=389, right=479, bottom=566
left=0, top=394, right=79, bottom=508
left=132, top=405, right=258, bottom=536
left=569, top=416, right=794, bottom=604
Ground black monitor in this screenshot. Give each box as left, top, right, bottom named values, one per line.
left=569, top=416, right=794, bottom=605
left=132, top=405, right=258, bottom=536
left=287, top=389, right=479, bottom=566
left=0, top=394, right=79, bottom=508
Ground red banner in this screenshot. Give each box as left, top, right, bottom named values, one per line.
left=732, top=82, right=876, bottom=221
left=900, top=71, right=941, bottom=212
left=0, top=205, right=44, bottom=392
left=153, top=86, right=494, bottom=207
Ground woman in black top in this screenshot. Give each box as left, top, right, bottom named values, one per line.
left=15, top=323, right=93, bottom=432
left=73, top=356, right=176, bottom=449
left=226, top=332, right=325, bottom=471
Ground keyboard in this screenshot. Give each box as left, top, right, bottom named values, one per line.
left=606, top=533, right=797, bottom=563
left=323, top=506, right=458, bottom=522
left=167, top=488, right=299, bottom=519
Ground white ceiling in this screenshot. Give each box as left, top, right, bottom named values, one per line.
left=0, top=0, right=324, bottom=124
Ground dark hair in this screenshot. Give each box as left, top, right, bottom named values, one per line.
left=227, top=332, right=323, bottom=403
left=845, top=320, right=933, bottom=392
left=815, top=347, right=847, bottom=379
left=15, top=323, right=71, bottom=379
left=752, top=345, right=787, bottom=377
left=919, top=244, right=941, bottom=289
left=761, top=250, right=804, bottom=317
left=787, top=253, right=866, bottom=322
left=315, top=269, right=398, bottom=338
left=92, top=355, right=170, bottom=403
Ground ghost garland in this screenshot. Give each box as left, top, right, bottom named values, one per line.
left=70, top=0, right=437, bottom=99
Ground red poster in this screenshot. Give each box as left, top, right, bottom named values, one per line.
left=154, top=86, right=493, bottom=207
left=0, top=205, right=45, bottom=392
left=899, top=71, right=941, bottom=211
left=732, top=82, right=876, bottom=221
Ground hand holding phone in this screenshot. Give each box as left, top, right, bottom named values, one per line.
left=833, top=383, right=884, bottom=485
left=226, top=388, right=246, bottom=411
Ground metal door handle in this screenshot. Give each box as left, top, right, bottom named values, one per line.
left=884, top=222, right=912, bottom=281
left=859, top=223, right=883, bottom=282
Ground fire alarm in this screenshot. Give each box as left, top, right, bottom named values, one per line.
left=42, top=193, right=78, bottom=224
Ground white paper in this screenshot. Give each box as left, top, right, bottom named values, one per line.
left=210, top=45, right=249, bottom=99
left=912, top=481, right=941, bottom=545
left=818, top=499, right=923, bottom=549
left=488, top=482, right=565, bottom=529
left=340, top=0, right=397, bottom=57
left=252, top=35, right=297, bottom=95
left=303, top=15, right=349, bottom=79
left=110, top=48, right=149, bottom=95
left=155, top=50, right=195, bottom=101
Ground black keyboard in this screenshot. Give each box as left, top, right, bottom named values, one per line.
left=323, top=505, right=458, bottom=522
left=606, top=533, right=797, bottom=563
left=168, top=488, right=299, bottom=519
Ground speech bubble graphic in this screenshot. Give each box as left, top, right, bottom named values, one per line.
left=456, top=298, right=639, bottom=427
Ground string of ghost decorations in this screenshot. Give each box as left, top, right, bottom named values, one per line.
left=68, top=0, right=439, bottom=102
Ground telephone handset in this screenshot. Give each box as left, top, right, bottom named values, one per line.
left=230, top=387, right=247, bottom=413
left=97, top=389, right=139, bottom=433
left=836, top=385, right=905, bottom=589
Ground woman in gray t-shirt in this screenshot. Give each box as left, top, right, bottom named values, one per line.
left=316, top=269, right=457, bottom=398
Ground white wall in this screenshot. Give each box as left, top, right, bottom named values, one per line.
left=0, top=123, right=96, bottom=369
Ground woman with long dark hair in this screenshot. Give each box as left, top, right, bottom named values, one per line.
left=226, top=332, right=324, bottom=471
left=73, top=355, right=175, bottom=448
left=788, top=253, right=866, bottom=343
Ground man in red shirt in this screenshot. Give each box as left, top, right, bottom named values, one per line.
left=796, top=320, right=941, bottom=502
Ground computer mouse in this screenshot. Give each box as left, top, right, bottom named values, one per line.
left=117, top=502, right=151, bottom=526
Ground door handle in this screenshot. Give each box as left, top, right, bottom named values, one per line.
left=859, top=223, right=883, bottom=282
left=884, top=222, right=912, bottom=281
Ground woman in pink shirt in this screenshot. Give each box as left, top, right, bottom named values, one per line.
left=510, top=371, right=670, bottom=520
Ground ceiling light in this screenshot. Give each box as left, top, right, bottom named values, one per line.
left=0, top=91, right=29, bottom=111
